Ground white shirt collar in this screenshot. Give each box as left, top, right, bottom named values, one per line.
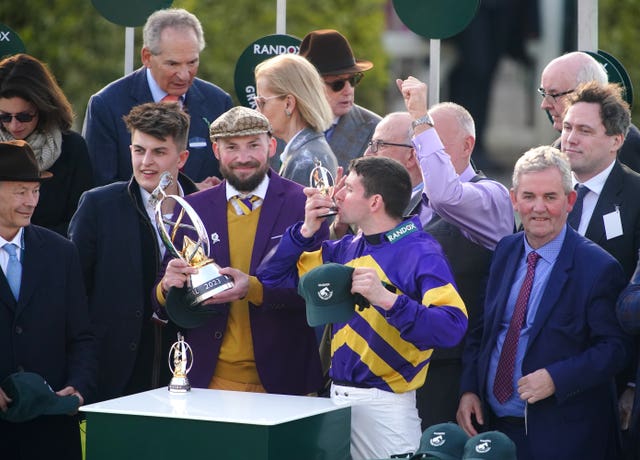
left=0, top=227, right=23, bottom=250
left=146, top=68, right=184, bottom=103
left=225, top=174, right=270, bottom=201
left=572, top=159, right=616, bottom=195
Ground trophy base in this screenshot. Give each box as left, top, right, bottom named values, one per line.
left=318, top=208, right=338, bottom=218
left=187, top=262, right=235, bottom=306
left=168, top=375, right=191, bottom=393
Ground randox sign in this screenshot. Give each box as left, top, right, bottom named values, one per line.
left=0, top=23, right=26, bottom=59
left=584, top=50, right=634, bottom=109
left=91, top=0, right=173, bottom=27
left=234, top=34, right=301, bottom=109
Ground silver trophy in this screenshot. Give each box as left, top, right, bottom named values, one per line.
left=168, top=332, right=193, bottom=393
left=153, top=172, right=234, bottom=306
left=309, top=159, right=338, bottom=217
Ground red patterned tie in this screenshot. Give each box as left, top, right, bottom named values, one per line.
left=493, top=251, right=541, bottom=404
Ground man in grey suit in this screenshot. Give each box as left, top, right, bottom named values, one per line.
left=299, top=29, right=381, bottom=170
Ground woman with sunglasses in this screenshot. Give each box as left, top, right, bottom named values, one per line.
left=0, top=53, right=92, bottom=236
left=254, top=54, right=338, bottom=187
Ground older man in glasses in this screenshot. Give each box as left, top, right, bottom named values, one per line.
left=539, top=51, right=640, bottom=174
left=392, top=77, right=513, bottom=430
left=299, top=29, right=381, bottom=169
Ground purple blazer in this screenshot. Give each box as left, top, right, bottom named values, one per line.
left=155, top=171, right=325, bottom=395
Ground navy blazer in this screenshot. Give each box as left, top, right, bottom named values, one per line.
left=69, top=175, right=197, bottom=401
left=0, top=225, right=96, bottom=401
left=461, top=227, right=630, bottom=460
left=154, top=171, right=326, bottom=395
left=83, top=67, right=232, bottom=186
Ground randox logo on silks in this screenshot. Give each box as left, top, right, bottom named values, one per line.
left=234, top=34, right=301, bottom=109
left=385, top=220, right=419, bottom=243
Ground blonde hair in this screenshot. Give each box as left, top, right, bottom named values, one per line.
left=255, top=54, right=333, bottom=132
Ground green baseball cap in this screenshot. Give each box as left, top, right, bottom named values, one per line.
left=298, top=263, right=356, bottom=327
left=462, top=431, right=517, bottom=460
left=165, top=286, right=224, bottom=329
left=0, top=372, right=80, bottom=422
left=411, top=422, right=469, bottom=459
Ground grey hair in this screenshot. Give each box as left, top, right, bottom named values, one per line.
left=143, top=8, right=205, bottom=55
left=512, top=146, right=573, bottom=194
left=429, top=102, right=476, bottom=137
left=574, top=53, right=608, bottom=85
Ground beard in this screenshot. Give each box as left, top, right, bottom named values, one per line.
left=220, top=160, right=270, bottom=193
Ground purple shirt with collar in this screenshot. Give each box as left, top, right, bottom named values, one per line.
left=413, top=129, right=513, bottom=250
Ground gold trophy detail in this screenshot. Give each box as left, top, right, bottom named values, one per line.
left=309, top=159, right=338, bottom=217
left=152, top=172, right=234, bottom=306
left=168, top=332, right=193, bottom=393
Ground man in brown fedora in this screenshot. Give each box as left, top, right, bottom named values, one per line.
left=0, top=140, right=96, bottom=460
left=299, top=29, right=381, bottom=169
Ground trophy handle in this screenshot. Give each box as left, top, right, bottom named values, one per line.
left=155, top=195, right=211, bottom=261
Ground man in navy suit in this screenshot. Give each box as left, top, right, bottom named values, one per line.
left=0, top=140, right=95, bottom=460
left=70, top=102, right=198, bottom=401
left=83, top=8, right=232, bottom=188
left=457, top=145, right=630, bottom=460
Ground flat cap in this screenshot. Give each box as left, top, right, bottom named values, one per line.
left=209, top=106, right=271, bottom=141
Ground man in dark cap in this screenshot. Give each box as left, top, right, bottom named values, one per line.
left=0, top=140, right=96, bottom=460
left=153, top=106, right=326, bottom=396
left=299, top=29, right=381, bottom=169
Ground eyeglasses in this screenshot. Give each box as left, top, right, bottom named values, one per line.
left=0, top=111, right=37, bottom=124
left=537, top=87, right=574, bottom=102
left=324, top=73, right=364, bottom=92
left=254, top=94, right=284, bottom=110
left=367, top=139, right=413, bottom=154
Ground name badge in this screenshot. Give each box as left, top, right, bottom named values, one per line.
left=603, top=207, right=623, bottom=240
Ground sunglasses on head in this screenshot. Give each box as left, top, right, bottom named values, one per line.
left=324, top=73, right=364, bottom=92
left=0, top=112, right=37, bottom=124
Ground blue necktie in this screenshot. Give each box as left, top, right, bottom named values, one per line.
left=567, top=184, right=590, bottom=230
left=3, top=243, right=21, bottom=300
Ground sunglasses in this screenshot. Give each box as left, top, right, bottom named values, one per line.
left=324, top=73, right=364, bottom=92
left=0, top=111, right=37, bottom=124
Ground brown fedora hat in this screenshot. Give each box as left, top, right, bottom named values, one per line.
left=0, top=140, right=53, bottom=182
left=299, top=29, right=373, bottom=76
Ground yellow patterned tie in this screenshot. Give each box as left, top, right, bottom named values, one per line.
left=231, top=195, right=261, bottom=215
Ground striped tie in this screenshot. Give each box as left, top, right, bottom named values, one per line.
left=231, top=195, right=261, bottom=215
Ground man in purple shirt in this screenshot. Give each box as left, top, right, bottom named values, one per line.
left=395, top=76, right=514, bottom=428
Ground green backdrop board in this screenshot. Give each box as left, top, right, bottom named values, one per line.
left=392, top=0, right=480, bottom=39
left=0, top=23, right=26, bottom=59
left=584, top=50, right=634, bottom=108
left=81, top=388, right=350, bottom=460
left=234, top=34, right=301, bottom=109
left=91, top=0, right=173, bottom=27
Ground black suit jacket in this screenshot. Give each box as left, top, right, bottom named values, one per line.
left=69, top=174, right=197, bottom=401
left=584, top=160, right=640, bottom=280
left=0, top=225, right=96, bottom=396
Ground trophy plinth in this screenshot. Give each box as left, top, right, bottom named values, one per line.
left=168, top=332, right=193, bottom=393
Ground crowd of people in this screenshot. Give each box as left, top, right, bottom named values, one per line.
left=1, top=6, right=640, bottom=460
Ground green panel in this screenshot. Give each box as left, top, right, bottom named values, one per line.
left=392, top=0, right=480, bottom=39
left=85, top=406, right=350, bottom=460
